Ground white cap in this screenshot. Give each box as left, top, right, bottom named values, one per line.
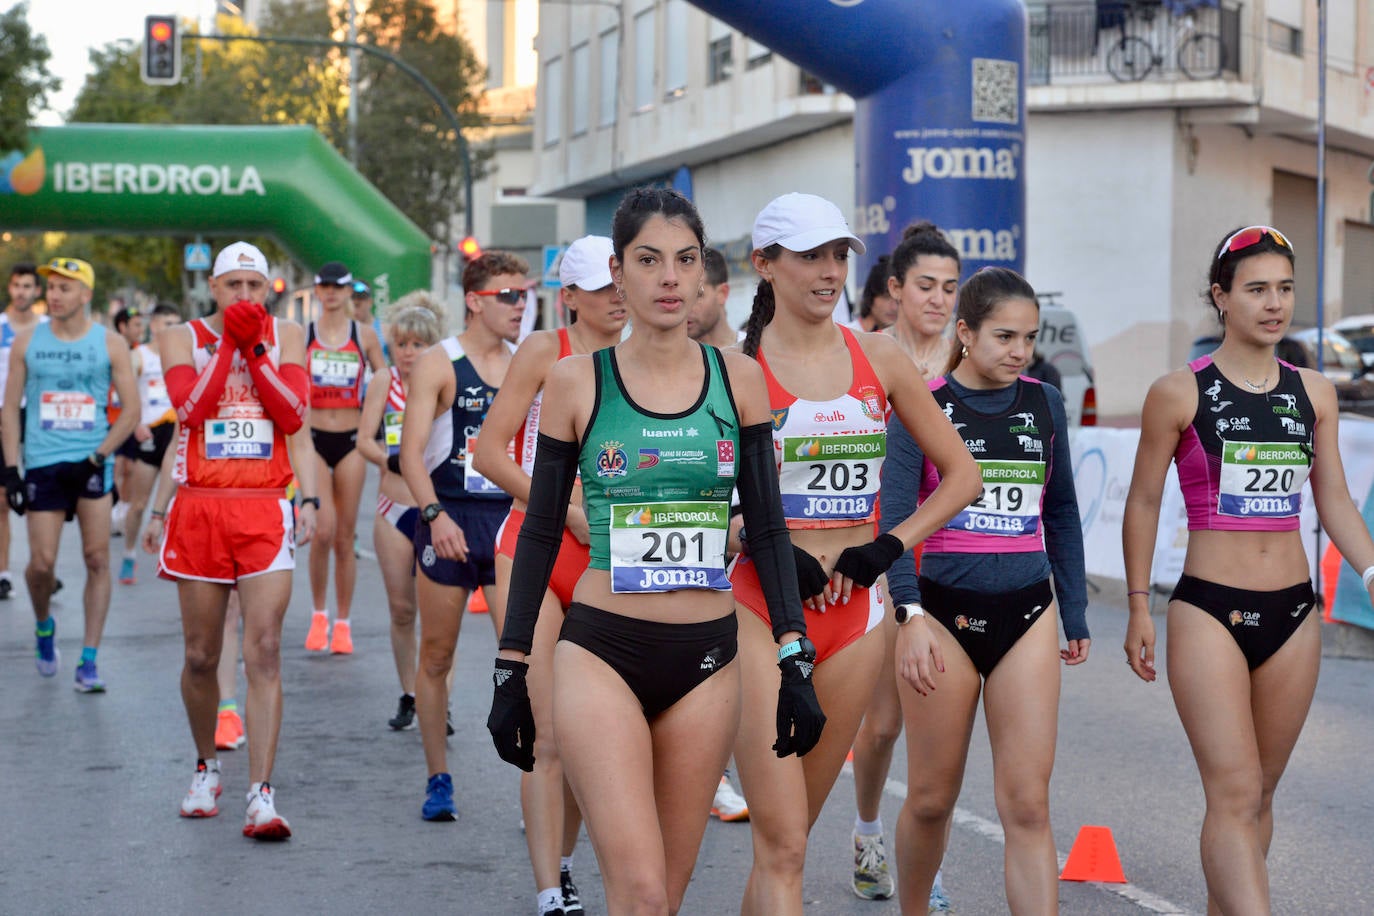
left=559, top=235, right=615, bottom=290
left=751, top=193, right=866, bottom=255
left=212, top=241, right=269, bottom=278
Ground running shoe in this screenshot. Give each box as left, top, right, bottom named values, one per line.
left=215, top=708, right=246, bottom=750
left=74, top=660, right=106, bottom=693
left=111, top=502, right=128, bottom=531
left=711, top=773, right=750, bottom=822
left=329, top=620, right=353, bottom=654
left=35, top=622, right=59, bottom=677
left=929, top=868, right=952, bottom=912
left=180, top=760, right=222, bottom=818
left=388, top=694, right=416, bottom=731
left=53, top=577, right=63, bottom=595
left=0, top=577, right=12, bottom=600
left=422, top=772, right=457, bottom=822
left=118, top=556, right=136, bottom=585
left=561, top=867, right=585, bottom=916
left=852, top=830, right=895, bottom=900
left=243, top=782, right=291, bottom=840
left=304, top=612, right=329, bottom=651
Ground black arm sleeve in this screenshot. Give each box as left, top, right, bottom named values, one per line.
left=1040, top=385, right=1090, bottom=640
left=498, top=433, right=580, bottom=653
left=878, top=411, right=925, bottom=607
left=735, top=422, right=807, bottom=640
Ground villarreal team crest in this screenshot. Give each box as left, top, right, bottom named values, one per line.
left=595, top=441, right=628, bottom=478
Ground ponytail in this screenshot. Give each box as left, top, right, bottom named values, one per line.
left=742, top=280, right=775, bottom=359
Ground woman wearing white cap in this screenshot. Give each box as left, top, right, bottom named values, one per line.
left=473, top=235, right=628, bottom=916
left=729, top=193, right=980, bottom=915
left=488, top=188, right=824, bottom=914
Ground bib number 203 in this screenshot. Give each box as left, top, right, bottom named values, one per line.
left=640, top=530, right=705, bottom=564
left=807, top=462, right=869, bottom=492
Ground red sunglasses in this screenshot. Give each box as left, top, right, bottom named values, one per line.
left=471, top=287, right=529, bottom=305
left=1218, top=225, right=1293, bottom=260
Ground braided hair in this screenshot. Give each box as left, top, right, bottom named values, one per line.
left=741, top=244, right=782, bottom=358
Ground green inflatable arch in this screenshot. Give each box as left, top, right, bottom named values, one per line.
left=0, top=123, right=432, bottom=308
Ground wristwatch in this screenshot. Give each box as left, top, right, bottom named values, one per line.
left=421, top=502, right=444, bottom=525
left=252, top=342, right=268, bottom=358
left=777, top=636, right=817, bottom=663
left=894, top=603, right=926, bottom=626
left=299, top=496, right=321, bottom=511
left=89, top=451, right=108, bottom=468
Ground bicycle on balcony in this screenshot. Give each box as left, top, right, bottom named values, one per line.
left=1106, top=0, right=1225, bottom=82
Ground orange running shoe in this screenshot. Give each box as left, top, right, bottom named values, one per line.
left=215, top=708, right=246, bottom=750
left=305, top=612, right=329, bottom=651
left=329, top=620, right=353, bottom=655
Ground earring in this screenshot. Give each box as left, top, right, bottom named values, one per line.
left=698, top=286, right=704, bottom=297
left=961, top=345, right=969, bottom=359
left=615, top=286, right=624, bottom=300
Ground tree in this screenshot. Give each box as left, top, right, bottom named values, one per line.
left=0, top=2, right=60, bottom=152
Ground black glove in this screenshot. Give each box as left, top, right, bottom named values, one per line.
left=832, top=533, right=904, bottom=588
left=773, top=652, right=825, bottom=758
left=487, top=658, right=536, bottom=771
left=386, top=453, right=402, bottom=474
left=793, top=543, right=830, bottom=602
left=2, top=465, right=26, bottom=516
left=56, top=456, right=103, bottom=497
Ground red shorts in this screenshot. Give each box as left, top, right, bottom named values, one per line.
left=495, top=508, right=590, bottom=608
left=160, top=487, right=295, bottom=584
left=729, top=553, right=885, bottom=664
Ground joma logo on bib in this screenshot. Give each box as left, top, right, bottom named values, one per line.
left=638, top=568, right=710, bottom=589
left=802, top=495, right=871, bottom=517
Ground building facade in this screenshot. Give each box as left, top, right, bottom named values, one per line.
left=529, top=0, right=1374, bottom=421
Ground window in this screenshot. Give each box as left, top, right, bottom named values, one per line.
left=746, top=38, right=772, bottom=70
left=1267, top=20, right=1302, bottom=56
left=634, top=8, right=655, bottom=110
left=599, top=28, right=618, bottom=127
left=663, top=0, right=687, bottom=99
left=571, top=42, right=590, bottom=136
left=544, top=57, right=562, bottom=145
left=708, top=35, right=732, bottom=85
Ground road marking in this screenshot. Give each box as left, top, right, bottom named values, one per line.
left=841, top=762, right=1195, bottom=915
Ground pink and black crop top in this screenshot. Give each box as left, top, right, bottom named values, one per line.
left=1174, top=356, right=1315, bottom=532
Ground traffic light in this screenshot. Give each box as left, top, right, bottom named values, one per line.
left=268, top=277, right=287, bottom=308
left=142, top=15, right=180, bottom=86
left=457, top=236, right=482, bottom=262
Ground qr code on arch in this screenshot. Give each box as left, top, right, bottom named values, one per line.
left=972, top=58, right=1019, bottom=124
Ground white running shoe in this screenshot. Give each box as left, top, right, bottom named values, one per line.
left=179, top=760, right=222, bottom=818
left=711, top=773, right=749, bottom=822
left=852, top=830, right=895, bottom=899
left=243, top=782, right=292, bottom=840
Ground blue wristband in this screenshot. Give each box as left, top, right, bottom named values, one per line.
left=777, top=639, right=802, bottom=662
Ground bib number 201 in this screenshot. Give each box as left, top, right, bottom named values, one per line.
left=639, top=530, right=705, bottom=564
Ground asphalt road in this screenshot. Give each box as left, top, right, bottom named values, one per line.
left=2, top=488, right=1372, bottom=915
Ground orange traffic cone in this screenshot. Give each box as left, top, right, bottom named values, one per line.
left=1059, top=825, right=1126, bottom=883
left=468, top=586, right=489, bottom=614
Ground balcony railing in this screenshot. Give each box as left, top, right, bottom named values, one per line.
left=1029, top=1, right=1241, bottom=86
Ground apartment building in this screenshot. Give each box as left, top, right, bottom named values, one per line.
left=529, top=0, right=1374, bottom=420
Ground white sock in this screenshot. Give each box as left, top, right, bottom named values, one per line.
left=536, top=888, right=562, bottom=913
left=124, top=548, right=136, bottom=560
left=312, top=609, right=328, bottom=618
left=561, top=855, right=575, bottom=872
left=0, top=570, right=12, bottom=583
left=855, top=814, right=883, bottom=836
left=206, top=758, right=221, bottom=772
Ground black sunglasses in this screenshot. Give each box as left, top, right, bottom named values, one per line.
left=472, top=287, right=528, bottom=305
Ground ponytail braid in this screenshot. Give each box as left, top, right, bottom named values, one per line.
left=742, top=280, right=775, bottom=359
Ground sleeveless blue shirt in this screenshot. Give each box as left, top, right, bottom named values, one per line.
left=24, top=321, right=111, bottom=470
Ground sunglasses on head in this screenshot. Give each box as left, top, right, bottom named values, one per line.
left=1218, top=226, right=1293, bottom=260
left=472, top=287, right=528, bottom=305
left=49, top=258, right=84, bottom=272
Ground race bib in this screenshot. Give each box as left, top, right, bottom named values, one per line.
left=145, top=375, right=170, bottom=408
left=384, top=409, right=404, bottom=457
left=310, top=349, right=362, bottom=388
left=463, top=434, right=515, bottom=494
left=777, top=432, right=884, bottom=521
left=609, top=500, right=730, bottom=593
left=40, top=391, right=96, bottom=432
left=1217, top=440, right=1309, bottom=518
left=945, top=459, right=1045, bottom=537
left=205, top=408, right=274, bottom=459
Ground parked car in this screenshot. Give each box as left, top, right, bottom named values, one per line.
left=1036, top=300, right=1097, bottom=426
left=1333, top=314, right=1374, bottom=370
left=1189, top=330, right=1374, bottom=416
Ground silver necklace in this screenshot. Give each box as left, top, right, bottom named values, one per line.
left=1242, top=369, right=1272, bottom=392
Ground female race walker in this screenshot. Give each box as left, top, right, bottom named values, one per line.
left=730, top=194, right=980, bottom=916
left=474, top=235, right=627, bottom=916
left=848, top=221, right=963, bottom=903
left=303, top=260, right=387, bottom=655
left=355, top=295, right=445, bottom=730
left=487, top=187, right=825, bottom=915
left=1123, top=225, right=1374, bottom=914
left=883, top=266, right=1089, bottom=914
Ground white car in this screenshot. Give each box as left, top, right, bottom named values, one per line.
left=1036, top=302, right=1097, bottom=426
left=1333, top=314, right=1374, bottom=370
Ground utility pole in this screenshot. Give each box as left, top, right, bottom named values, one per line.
left=347, top=0, right=359, bottom=165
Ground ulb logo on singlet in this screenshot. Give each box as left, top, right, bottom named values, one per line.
left=595, top=441, right=628, bottom=478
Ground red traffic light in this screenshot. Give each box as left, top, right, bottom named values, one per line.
left=150, top=21, right=173, bottom=41
left=271, top=278, right=287, bottom=294
left=457, top=236, right=482, bottom=260
left=142, top=15, right=180, bottom=85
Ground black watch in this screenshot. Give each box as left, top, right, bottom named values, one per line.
left=894, top=602, right=926, bottom=625
left=777, top=636, right=817, bottom=663
left=89, top=451, right=108, bottom=468
left=421, top=502, right=444, bottom=525
left=299, top=497, right=320, bottom=511
left=252, top=341, right=268, bottom=358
